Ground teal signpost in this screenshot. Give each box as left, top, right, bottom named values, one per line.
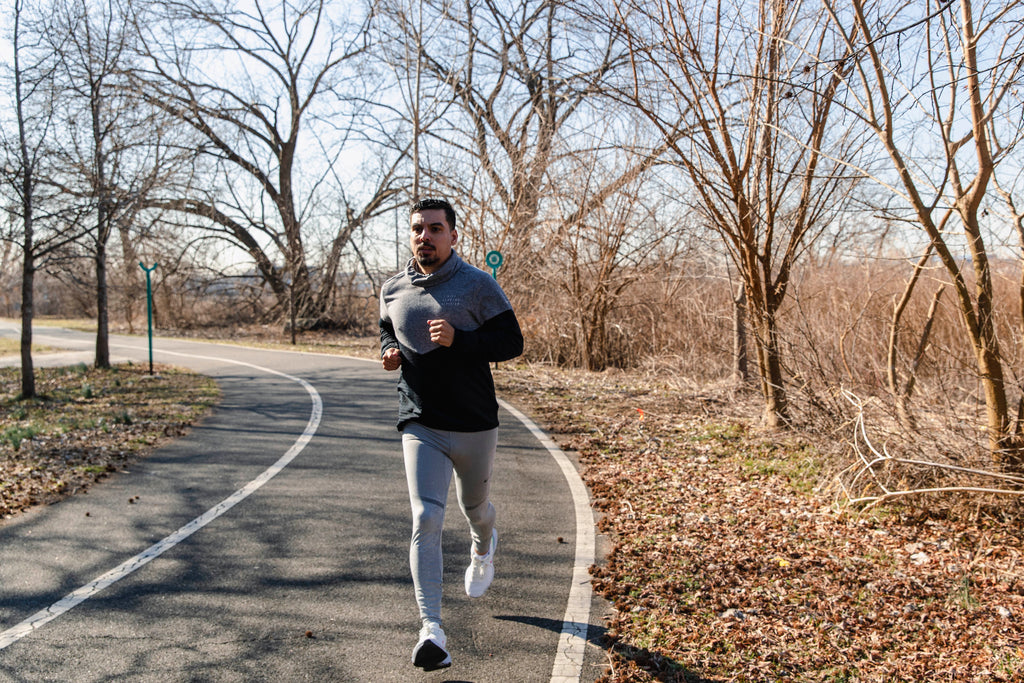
left=139, top=262, right=158, bottom=374
left=485, top=250, right=503, bottom=279
left=485, top=250, right=504, bottom=370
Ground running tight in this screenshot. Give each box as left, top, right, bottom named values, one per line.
left=402, top=422, right=498, bottom=626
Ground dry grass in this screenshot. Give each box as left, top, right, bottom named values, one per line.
left=0, top=338, right=60, bottom=357
left=0, top=362, right=219, bottom=519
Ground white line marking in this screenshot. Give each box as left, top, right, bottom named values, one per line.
left=498, top=399, right=595, bottom=683
left=2, top=332, right=597, bottom=682
left=0, top=349, right=323, bottom=650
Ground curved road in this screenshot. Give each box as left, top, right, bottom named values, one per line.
left=0, top=326, right=607, bottom=682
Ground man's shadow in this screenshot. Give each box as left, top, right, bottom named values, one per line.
left=495, top=615, right=722, bottom=682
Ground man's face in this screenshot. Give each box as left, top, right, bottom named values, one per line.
left=410, top=208, right=457, bottom=274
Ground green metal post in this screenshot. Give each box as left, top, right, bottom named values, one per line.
left=139, top=262, right=158, bottom=374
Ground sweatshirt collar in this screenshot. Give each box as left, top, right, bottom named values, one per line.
left=407, top=250, right=463, bottom=287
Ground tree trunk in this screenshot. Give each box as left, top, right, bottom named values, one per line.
left=20, top=249, right=35, bottom=400
left=95, top=240, right=110, bottom=368
left=733, top=285, right=749, bottom=385
left=755, top=311, right=789, bottom=428
left=118, top=223, right=141, bottom=333
left=977, top=339, right=1010, bottom=459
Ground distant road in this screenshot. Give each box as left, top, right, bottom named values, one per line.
left=0, top=324, right=606, bottom=682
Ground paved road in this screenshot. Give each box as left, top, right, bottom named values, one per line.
left=0, top=326, right=607, bottom=682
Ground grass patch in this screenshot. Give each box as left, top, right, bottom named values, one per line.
left=30, top=317, right=98, bottom=332
left=741, top=442, right=822, bottom=494
left=0, top=362, right=219, bottom=519
left=691, top=421, right=745, bottom=442
left=2, top=425, right=40, bottom=451
left=169, top=334, right=379, bottom=360
left=0, top=338, right=60, bottom=358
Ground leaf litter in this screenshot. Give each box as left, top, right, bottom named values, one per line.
left=0, top=363, right=218, bottom=520
left=494, top=364, right=1024, bottom=683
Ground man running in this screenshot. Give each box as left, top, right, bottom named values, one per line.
left=379, top=198, right=524, bottom=671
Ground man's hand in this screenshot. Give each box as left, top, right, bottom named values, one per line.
left=428, top=319, right=455, bottom=347
left=382, top=347, right=402, bottom=371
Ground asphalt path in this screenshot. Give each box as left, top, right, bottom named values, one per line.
left=0, top=325, right=608, bottom=682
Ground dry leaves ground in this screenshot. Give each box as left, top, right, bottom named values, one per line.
left=494, top=364, right=1024, bottom=683
left=0, top=362, right=218, bottom=519
left=3, top=334, right=1023, bottom=682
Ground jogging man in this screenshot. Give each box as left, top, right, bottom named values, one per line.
left=379, top=198, right=524, bottom=671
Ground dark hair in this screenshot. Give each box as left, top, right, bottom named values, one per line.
left=411, top=198, right=457, bottom=231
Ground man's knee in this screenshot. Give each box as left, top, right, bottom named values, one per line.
left=413, top=501, right=445, bottom=535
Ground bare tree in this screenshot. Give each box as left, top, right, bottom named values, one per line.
left=540, top=131, right=680, bottom=369
left=885, top=243, right=945, bottom=430
left=129, top=0, right=393, bottom=325
left=378, top=0, right=687, bottom=372
left=611, top=0, right=860, bottom=427
left=823, top=0, right=1024, bottom=467
left=991, top=142, right=1024, bottom=422
left=993, top=173, right=1024, bottom=344
left=375, top=0, right=459, bottom=204
left=1, top=0, right=88, bottom=398
left=384, top=0, right=625, bottom=276
left=46, top=0, right=178, bottom=366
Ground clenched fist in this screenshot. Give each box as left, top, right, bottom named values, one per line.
left=428, top=319, right=455, bottom=347
left=382, top=347, right=402, bottom=371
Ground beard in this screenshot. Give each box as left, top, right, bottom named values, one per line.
left=415, top=251, right=439, bottom=268
left=415, top=244, right=440, bottom=268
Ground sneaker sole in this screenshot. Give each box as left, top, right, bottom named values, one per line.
left=413, top=640, right=452, bottom=671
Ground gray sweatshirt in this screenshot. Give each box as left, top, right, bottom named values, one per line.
left=379, top=251, right=524, bottom=431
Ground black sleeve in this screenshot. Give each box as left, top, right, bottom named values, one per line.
left=379, top=317, right=400, bottom=357
left=451, top=309, right=524, bottom=362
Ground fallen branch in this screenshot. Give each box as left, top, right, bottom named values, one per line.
left=836, top=389, right=1024, bottom=511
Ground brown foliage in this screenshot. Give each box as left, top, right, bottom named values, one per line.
left=513, top=259, right=735, bottom=377
left=495, top=363, right=1024, bottom=682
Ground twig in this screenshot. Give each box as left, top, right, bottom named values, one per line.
left=837, top=389, right=1024, bottom=510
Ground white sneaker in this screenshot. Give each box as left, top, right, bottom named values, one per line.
left=464, top=528, right=497, bottom=598
left=412, top=621, right=451, bottom=670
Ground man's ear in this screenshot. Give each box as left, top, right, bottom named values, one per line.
left=451, top=228, right=458, bottom=244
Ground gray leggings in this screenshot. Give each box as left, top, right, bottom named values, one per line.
left=402, top=422, right=498, bottom=626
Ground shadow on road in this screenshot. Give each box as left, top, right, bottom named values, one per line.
left=494, top=614, right=724, bottom=683
left=494, top=614, right=606, bottom=648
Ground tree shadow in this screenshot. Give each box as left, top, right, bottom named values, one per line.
left=494, top=614, right=607, bottom=647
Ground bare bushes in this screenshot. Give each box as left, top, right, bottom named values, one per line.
left=513, top=258, right=735, bottom=380
left=321, top=270, right=379, bottom=334
left=514, top=249, right=1023, bottom=515
left=833, top=389, right=1024, bottom=518
left=781, top=258, right=1023, bottom=427
left=150, top=266, right=378, bottom=336
left=28, top=269, right=95, bottom=319
left=0, top=242, right=19, bottom=319
left=10, top=252, right=380, bottom=337
left=781, top=259, right=1024, bottom=515
left=153, top=272, right=268, bottom=331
